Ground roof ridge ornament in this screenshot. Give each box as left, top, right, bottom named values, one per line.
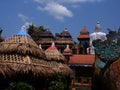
left=66, top=44, right=69, bottom=48
left=21, top=22, right=30, bottom=32
left=95, top=21, right=101, bottom=32
left=64, top=28, right=68, bottom=31
left=17, top=22, right=31, bottom=37
left=39, top=44, right=42, bottom=49
left=52, top=42, right=55, bottom=46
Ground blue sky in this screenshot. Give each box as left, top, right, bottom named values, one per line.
left=0, top=0, right=120, bottom=42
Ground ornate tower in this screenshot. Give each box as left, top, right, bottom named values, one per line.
left=90, top=22, right=107, bottom=46
left=77, top=27, right=90, bottom=54
left=89, top=22, right=107, bottom=54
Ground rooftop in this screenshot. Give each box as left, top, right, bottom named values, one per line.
left=69, top=54, right=95, bottom=66
left=77, top=27, right=90, bottom=39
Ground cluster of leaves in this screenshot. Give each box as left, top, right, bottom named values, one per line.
left=7, top=82, right=35, bottom=90
left=48, top=74, right=67, bottom=90
left=27, top=24, right=47, bottom=41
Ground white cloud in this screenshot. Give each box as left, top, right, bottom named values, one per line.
left=33, top=0, right=102, bottom=21
left=18, top=13, right=33, bottom=30
left=40, top=2, right=73, bottom=21
left=18, top=13, right=28, bottom=22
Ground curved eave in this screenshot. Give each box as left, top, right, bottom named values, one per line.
left=77, top=34, right=90, bottom=39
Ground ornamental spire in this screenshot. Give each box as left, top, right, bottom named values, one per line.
left=17, top=22, right=31, bottom=37
left=21, top=23, right=29, bottom=31
left=95, top=22, right=101, bottom=32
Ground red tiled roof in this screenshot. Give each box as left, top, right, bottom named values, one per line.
left=81, top=28, right=89, bottom=33
left=69, top=54, right=95, bottom=65
left=77, top=34, right=90, bottom=39
left=77, top=28, right=90, bottom=39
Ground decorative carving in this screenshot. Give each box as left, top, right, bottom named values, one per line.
left=93, top=39, right=120, bottom=62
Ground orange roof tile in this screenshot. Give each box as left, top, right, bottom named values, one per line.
left=69, top=54, right=95, bottom=65
left=77, top=27, right=90, bottom=39
left=77, top=34, right=90, bottom=39
left=81, top=28, right=89, bottom=33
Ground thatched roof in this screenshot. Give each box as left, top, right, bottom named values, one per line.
left=45, top=42, right=72, bottom=73
left=60, top=29, right=72, bottom=38
left=41, top=29, right=54, bottom=37
left=0, top=30, right=46, bottom=59
left=0, top=58, right=71, bottom=77
left=63, top=44, right=72, bottom=56
left=0, top=30, right=72, bottom=77
left=0, top=30, right=49, bottom=76
left=45, top=42, right=66, bottom=62
left=0, top=36, right=4, bottom=42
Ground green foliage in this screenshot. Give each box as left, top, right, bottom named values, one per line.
left=27, top=25, right=46, bottom=34
left=48, top=74, right=67, bottom=90
left=27, top=24, right=35, bottom=35
left=27, top=24, right=47, bottom=41
left=48, top=81, right=64, bottom=90
left=7, top=82, right=35, bottom=90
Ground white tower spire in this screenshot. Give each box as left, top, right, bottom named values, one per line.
left=95, top=21, right=101, bottom=32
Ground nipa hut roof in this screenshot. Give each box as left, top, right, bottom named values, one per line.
left=45, top=42, right=72, bottom=73
left=39, top=29, right=54, bottom=38
left=0, top=30, right=46, bottom=59
left=0, top=30, right=56, bottom=77
left=45, top=42, right=66, bottom=62
left=63, top=44, right=72, bottom=56
left=0, top=30, right=72, bottom=77
left=60, top=28, right=72, bottom=38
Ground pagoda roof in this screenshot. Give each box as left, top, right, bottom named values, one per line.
left=77, top=34, right=90, bottom=39
left=60, top=29, right=72, bottom=37
left=39, top=30, right=54, bottom=37
left=77, top=27, right=90, bottom=39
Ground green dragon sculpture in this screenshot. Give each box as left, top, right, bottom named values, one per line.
left=93, top=39, right=120, bottom=69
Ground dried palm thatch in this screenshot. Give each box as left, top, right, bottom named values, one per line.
left=45, top=42, right=66, bottom=62
left=39, top=44, right=72, bottom=74
left=0, top=36, right=4, bottom=42
left=0, top=54, right=71, bottom=77
left=0, top=35, right=46, bottom=59
left=63, top=44, right=72, bottom=56
left=45, top=42, right=72, bottom=74
left=0, top=30, right=72, bottom=78
left=0, top=30, right=52, bottom=77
